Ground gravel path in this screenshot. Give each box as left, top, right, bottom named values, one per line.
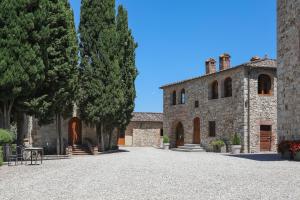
left=0, top=147, right=300, bottom=200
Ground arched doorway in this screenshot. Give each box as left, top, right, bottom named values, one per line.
left=68, top=117, right=82, bottom=146
left=176, top=122, right=184, bottom=147
left=193, top=117, right=200, bottom=144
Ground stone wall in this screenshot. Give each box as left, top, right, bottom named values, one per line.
left=124, top=121, right=163, bottom=146
left=248, top=68, right=277, bottom=152
left=162, top=64, right=277, bottom=152
left=163, top=67, right=246, bottom=149
left=277, top=0, right=300, bottom=141
left=132, top=129, right=161, bottom=147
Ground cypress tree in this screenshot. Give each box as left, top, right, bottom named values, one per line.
left=0, top=0, right=44, bottom=129
left=116, top=6, right=138, bottom=134
left=79, top=0, right=124, bottom=151
left=27, top=0, right=79, bottom=154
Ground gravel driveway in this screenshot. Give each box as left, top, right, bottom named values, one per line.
left=0, top=147, right=299, bottom=200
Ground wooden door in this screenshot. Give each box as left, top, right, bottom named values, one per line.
left=260, top=125, right=272, bottom=151
left=68, top=117, right=82, bottom=145
left=193, top=117, right=200, bottom=144
left=176, top=122, right=184, bottom=147
left=118, top=132, right=125, bottom=145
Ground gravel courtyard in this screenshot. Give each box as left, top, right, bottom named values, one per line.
left=0, top=147, right=300, bottom=200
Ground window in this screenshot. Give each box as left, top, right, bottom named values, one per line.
left=258, top=74, right=272, bottom=95
left=209, top=121, right=216, bottom=137
left=211, top=81, right=218, bottom=99
left=224, top=77, right=232, bottom=97
left=180, top=89, right=185, bottom=104
left=160, top=129, right=163, bottom=137
left=195, top=100, right=199, bottom=108
left=171, top=91, right=176, bottom=105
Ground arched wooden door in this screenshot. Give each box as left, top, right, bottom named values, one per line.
left=193, top=117, right=200, bottom=144
left=68, top=117, right=82, bottom=145
left=176, top=122, right=184, bottom=147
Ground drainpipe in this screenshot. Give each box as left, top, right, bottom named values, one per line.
left=247, top=67, right=251, bottom=153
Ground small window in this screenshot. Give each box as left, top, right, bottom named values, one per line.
left=171, top=91, right=176, bottom=105
left=195, top=100, right=199, bottom=108
left=209, top=121, right=216, bottom=137
left=180, top=89, right=185, bottom=104
left=224, top=77, right=232, bottom=97
left=211, top=81, right=218, bottom=99
left=258, top=74, right=272, bottom=95
left=160, top=129, right=163, bottom=137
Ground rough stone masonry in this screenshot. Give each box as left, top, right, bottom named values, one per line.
left=277, top=0, right=300, bottom=141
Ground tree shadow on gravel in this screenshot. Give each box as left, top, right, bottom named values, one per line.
left=225, top=153, right=285, bottom=162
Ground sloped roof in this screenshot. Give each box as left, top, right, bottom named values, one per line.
left=131, top=112, right=163, bottom=122
left=160, top=58, right=277, bottom=89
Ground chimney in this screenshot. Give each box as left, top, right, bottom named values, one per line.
left=205, top=58, right=216, bottom=74
left=250, top=56, right=261, bottom=62
left=219, top=53, right=231, bottom=71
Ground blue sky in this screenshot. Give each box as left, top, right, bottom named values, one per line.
left=69, top=0, right=276, bottom=113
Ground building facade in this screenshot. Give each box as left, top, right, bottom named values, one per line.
left=277, top=0, right=300, bottom=141
left=161, top=55, right=277, bottom=153
left=118, top=112, right=163, bottom=147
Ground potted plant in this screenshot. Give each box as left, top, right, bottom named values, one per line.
left=278, top=140, right=292, bottom=159
left=210, top=139, right=225, bottom=153
left=231, top=133, right=241, bottom=154
left=163, top=135, right=170, bottom=150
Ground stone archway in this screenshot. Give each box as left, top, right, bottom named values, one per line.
left=68, top=117, right=82, bottom=146
left=175, top=122, right=184, bottom=147
left=193, top=117, right=200, bottom=144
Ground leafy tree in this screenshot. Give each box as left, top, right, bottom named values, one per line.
left=79, top=0, right=124, bottom=151
left=116, top=5, right=138, bottom=135
left=0, top=0, right=44, bottom=130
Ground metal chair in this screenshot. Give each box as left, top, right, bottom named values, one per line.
left=8, top=145, right=25, bottom=166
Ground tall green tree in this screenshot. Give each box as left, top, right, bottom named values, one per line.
left=79, top=0, right=124, bottom=151
left=0, top=0, right=44, bottom=130
left=116, top=6, right=138, bottom=134
left=27, top=0, right=79, bottom=154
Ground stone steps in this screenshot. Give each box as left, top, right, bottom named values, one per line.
left=72, top=145, right=92, bottom=156
left=171, top=144, right=206, bottom=152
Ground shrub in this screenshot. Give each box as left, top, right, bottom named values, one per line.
left=163, top=135, right=169, bottom=143
left=0, top=129, right=14, bottom=145
left=290, top=142, right=300, bottom=156
left=210, top=139, right=225, bottom=152
left=232, top=133, right=241, bottom=145
left=0, top=146, right=3, bottom=166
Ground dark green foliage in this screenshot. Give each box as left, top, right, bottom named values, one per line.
left=0, top=146, right=3, bottom=166
left=28, top=0, right=79, bottom=122
left=116, top=6, right=138, bottom=131
left=0, top=129, right=14, bottom=145
left=232, top=133, right=241, bottom=145
left=0, top=0, right=44, bottom=129
left=79, top=0, right=126, bottom=150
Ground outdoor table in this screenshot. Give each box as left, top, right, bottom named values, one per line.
left=24, top=147, right=44, bottom=165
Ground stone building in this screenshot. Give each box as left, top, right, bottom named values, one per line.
left=277, top=0, right=300, bottom=141
left=118, top=112, right=163, bottom=147
left=28, top=112, right=163, bottom=154
left=161, top=54, right=277, bottom=153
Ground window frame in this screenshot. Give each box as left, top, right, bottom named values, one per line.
left=224, top=77, right=232, bottom=97
left=258, top=74, right=272, bottom=96
left=208, top=121, right=216, bottom=137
